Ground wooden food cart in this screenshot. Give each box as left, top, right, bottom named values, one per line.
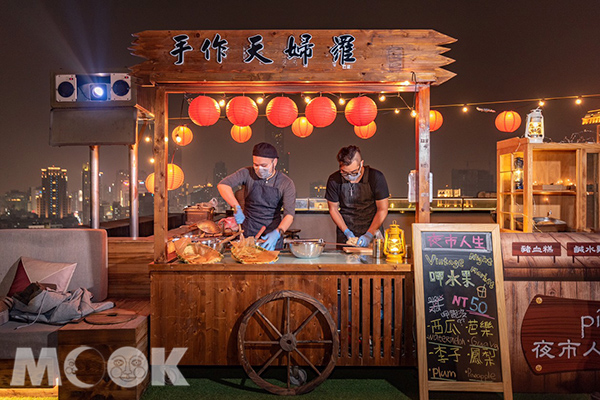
left=130, top=29, right=456, bottom=394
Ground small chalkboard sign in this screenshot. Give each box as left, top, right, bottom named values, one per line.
left=413, top=224, right=512, bottom=399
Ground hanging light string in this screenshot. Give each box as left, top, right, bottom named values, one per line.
left=167, top=92, right=600, bottom=121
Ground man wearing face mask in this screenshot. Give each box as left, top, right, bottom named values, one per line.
left=218, top=142, right=296, bottom=251
left=325, top=145, right=389, bottom=248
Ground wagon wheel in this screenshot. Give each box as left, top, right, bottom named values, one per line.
left=237, top=290, right=339, bottom=395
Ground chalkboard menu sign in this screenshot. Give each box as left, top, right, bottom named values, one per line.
left=413, top=224, right=512, bottom=400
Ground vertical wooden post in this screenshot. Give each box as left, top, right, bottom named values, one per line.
left=129, top=138, right=139, bottom=238
left=415, top=85, right=431, bottom=223
left=153, top=87, right=168, bottom=262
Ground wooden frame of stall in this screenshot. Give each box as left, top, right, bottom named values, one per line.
left=129, top=29, right=456, bottom=263
left=129, top=29, right=456, bottom=392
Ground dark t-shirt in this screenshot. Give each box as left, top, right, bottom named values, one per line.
left=325, top=166, right=389, bottom=204
left=219, top=167, right=296, bottom=217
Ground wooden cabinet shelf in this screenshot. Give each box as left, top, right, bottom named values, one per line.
left=497, top=138, right=600, bottom=233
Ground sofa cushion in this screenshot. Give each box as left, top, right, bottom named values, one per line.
left=0, top=321, right=60, bottom=359
left=7, top=257, right=76, bottom=296
left=0, top=229, right=107, bottom=301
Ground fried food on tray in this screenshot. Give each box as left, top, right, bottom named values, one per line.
left=231, top=236, right=279, bottom=264
left=174, top=237, right=223, bottom=264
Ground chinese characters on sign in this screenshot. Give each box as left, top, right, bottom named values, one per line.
left=521, top=295, right=600, bottom=374
left=512, top=242, right=561, bottom=258
left=567, top=242, right=600, bottom=257
left=168, top=32, right=357, bottom=68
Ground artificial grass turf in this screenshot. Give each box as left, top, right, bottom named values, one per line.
left=140, top=367, right=592, bottom=400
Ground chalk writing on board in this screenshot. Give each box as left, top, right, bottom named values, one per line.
left=421, top=231, right=502, bottom=383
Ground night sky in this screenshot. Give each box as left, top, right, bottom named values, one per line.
left=1, top=1, right=599, bottom=198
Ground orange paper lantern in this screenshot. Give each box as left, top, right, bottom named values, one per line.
left=291, top=117, right=314, bottom=138
left=430, top=110, right=443, bottom=132
left=226, top=96, right=258, bottom=126
left=188, top=96, right=220, bottom=126
left=266, top=97, right=298, bottom=128
left=231, top=125, right=252, bottom=143
left=345, top=96, right=378, bottom=126
left=144, top=164, right=185, bottom=194
left=495, top=111, right=522, bottom=133
left=354, top=121, right=377, bottom=139
left=171, top=125, right=193, bottom=147
left=305, top=96, right=337, bottom=128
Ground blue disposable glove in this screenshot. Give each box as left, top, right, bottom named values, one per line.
left=344, top=229, right=355, bottom=239
left=260, top=229, right=281, bottom=251
left=357, top=232, right=374, bottom=247
left=234, top=205, right=245, bottom=224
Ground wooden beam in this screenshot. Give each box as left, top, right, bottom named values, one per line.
left=130, top=29, right=456, bottom=86
left=153, top=87, right=168, bottom=262
left=415, top=86, right=431, bottom=223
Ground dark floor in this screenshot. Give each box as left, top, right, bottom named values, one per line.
left=140, top=367, right=591, bottom=400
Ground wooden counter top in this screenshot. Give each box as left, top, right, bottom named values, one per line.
left=150, top=252, right=412, bottom=273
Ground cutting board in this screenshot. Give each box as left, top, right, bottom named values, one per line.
left=343, top=247, right=372, bottom=254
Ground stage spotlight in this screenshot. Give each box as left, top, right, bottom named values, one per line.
left=90, top=83, right=109, bottom=101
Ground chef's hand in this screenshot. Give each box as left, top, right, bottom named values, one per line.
left=260, top=230, right=281, bottom=251
left=344, top=229, right=355, bottom=239
left=357, top=232, right=374, bottom=247
left=234, top=205, right=245, bottom=224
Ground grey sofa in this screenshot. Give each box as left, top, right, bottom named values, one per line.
left=0, top=228, right=108, bottom=359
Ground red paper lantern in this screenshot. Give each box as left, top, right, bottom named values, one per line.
left=291, top=117, right=314, bottom=138
left=188, top=96, right=220, bottom=126
left=345, top=96, right=378, bottom=126
left=266, top=97, right=298, bottom=128
left=144, top=164, right=185, bottom=194
left=171, top=125, right=193, bottom=146
left=495, top=111, right=522, bottom=133
left=354, top=121, right=377, bottom=139
left=430, top=110, right=443, bottom=132
left=305, top=96, right=337, bottom=128
left=226, top=96, right=258, bottom=126
left=231, top=125, right=252, bottom=143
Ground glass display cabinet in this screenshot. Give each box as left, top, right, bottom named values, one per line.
left=497, top=137, right=600, bottom=232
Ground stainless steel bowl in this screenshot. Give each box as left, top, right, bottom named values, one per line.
left=288, top=239, right=325, bottom=259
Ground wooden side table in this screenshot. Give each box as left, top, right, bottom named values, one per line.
left=57, top=310, right=149, bottom=400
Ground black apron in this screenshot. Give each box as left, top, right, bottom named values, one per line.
left=336, top=166, right=378, bottom=245
left=242, top=170, right=285, bottom=249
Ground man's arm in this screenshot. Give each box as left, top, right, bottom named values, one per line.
left=327, top=201, right=349, bottom=232
left=217, top=184, right=240, bottom=209
left=366, top=198, right=388, bottom=235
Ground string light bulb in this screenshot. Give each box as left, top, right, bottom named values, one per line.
left=218, top=98, right=226, bottom=107
left=339, top=97, right=346, bottom=106
left=394, top=108, right=400, bottom=114
left=144, top=136, right=151, bottom=142
left=462, top=105, right=468, bottom=113
left=575, top=97, right=582, bottom=105
left=304, top=95, right=311, bottom=104
left=256, top=96, right=264, bottom=105
left=538, top=100, right=545, bottom=107
left=150, top=157, right=155, bottom=164
left=379, top=93, right=386, bottom=102
left=410, top=109, right=417, bottom=118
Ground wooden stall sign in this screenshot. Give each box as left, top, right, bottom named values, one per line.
left=522, top=295, right=600, bottom=374
left=567, top=242, right=600, bottom=257
left=130, top=29, right=456, bottom=87
left=413, top=224, right=512, bottom=399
